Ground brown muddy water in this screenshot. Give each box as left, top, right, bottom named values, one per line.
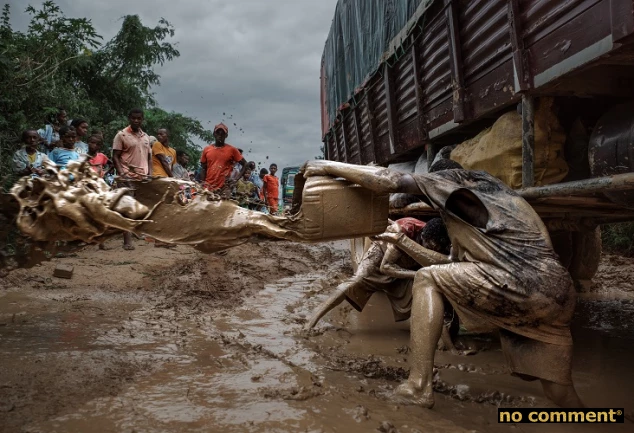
left=0, top=240, right=633, bottom=432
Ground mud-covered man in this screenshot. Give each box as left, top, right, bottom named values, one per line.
left=299, top=158, right=583, bottom=409
left=305, top=217, right=467, bottom=354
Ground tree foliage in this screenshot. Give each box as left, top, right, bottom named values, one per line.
left=0, top=1, right=210, bottom=190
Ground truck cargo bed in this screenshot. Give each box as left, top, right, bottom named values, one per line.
left=321, top=0, right=634, bottom=166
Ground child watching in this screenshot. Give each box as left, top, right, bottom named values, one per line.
left=87, top=134, right=110, bottom=178
left=263, top=163, right=280, bottom=215
left=235, top=169, right=256, bottom=208
left=48, top=126, right=80, bottom=169
left=13, top=129, right=48, bottom=178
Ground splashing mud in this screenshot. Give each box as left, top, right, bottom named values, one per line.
left=7, top=161, right=388, bottom=253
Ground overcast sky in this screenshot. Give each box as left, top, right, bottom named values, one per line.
left=8, top=0, right=338, bottom=171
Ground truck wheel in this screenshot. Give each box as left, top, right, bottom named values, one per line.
left=549, top=227, right=602, bottom=289
left=349, top=237, right=371, bottom=273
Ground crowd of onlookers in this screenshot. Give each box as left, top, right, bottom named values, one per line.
left=12, top=107, right=283, bottom=249
left=13, top=108, right=115, bottom=182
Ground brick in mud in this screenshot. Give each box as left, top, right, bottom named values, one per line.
left=53, top=263, right=74, bottom=279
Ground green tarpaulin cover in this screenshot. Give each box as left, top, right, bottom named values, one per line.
left=321, top=0, right=433, bottom=130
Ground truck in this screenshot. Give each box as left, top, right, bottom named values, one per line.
left=281, top=166, right=301, bottom=209
left=320, top=0, right=634, bottom=285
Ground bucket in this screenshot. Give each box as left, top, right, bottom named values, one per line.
left=290, top=175, right=389, bottom=241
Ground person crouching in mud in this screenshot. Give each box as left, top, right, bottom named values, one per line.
left=305, top=217, right=471, bottom=356
left=299, top=158, right=583, bottom=409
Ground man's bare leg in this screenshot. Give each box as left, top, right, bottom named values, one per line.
left=305, top=286, right=348, bottom=330
left=394, top=269, right=444, bottom=408
left=541, top=380, right=584, bottom=408
left=123, top=232, right=134, bottom=250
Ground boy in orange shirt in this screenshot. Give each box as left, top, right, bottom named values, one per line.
left=263, top=163, right=279, bottom=214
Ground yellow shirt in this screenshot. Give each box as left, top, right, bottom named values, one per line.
left=151, top=141, right=176, bottom=177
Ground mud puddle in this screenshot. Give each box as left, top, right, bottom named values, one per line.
left=2, top=241, right=634, bottom=432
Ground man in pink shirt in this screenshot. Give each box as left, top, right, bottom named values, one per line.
left=112, top=108, right=152, bottom=250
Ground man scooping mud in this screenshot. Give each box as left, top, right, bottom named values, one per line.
left=305, top=217, right=470, bottom=355
left=299, top=158, right=583, bottom=409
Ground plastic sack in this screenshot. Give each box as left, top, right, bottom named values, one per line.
left=451, top=98, right=569, bottom=189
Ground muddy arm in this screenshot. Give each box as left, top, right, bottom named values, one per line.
left=375, top=232, right=451, bottom=267
left=380, top=245, right=416, bottom=279
left=301, top=161, right=421, bottom=195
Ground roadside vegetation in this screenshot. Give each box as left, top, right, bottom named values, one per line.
left=0, top=1, right=212, bottom=191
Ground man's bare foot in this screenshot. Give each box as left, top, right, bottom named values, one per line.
left=304, top=317, right=318, bottom=331
left=123, top=244, right=135, bottom=251
left=392, top=382, right=435, bottom=409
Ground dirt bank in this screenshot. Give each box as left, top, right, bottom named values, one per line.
left=1, top=240, right=633, bottom=432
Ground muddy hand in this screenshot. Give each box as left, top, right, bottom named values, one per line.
left=371, top=232, right=404, bottom=245
left=299, top=160, right=330, bottom=178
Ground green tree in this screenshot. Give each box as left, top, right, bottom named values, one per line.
left=0, top=2, right=211, bottom=189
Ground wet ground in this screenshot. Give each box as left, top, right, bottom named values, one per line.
left=1, top=240, right=633, bottom=432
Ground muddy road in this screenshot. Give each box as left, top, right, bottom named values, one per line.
left=1, top=239, right=633, bottom=433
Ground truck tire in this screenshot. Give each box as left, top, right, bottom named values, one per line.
left=549, top=227, right=602, bottom=288
left=349, top=237, right=371, bottom=273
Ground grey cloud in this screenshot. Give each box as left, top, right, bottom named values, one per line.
left=10, top=0, right=338, bottom=170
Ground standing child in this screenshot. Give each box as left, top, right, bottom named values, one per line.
left=263, top=163, right=280, bottom=214
left=48, top=126, right=80, bottom=169
left=87, top=135, right=110, bottom=178
left=235, top=169, right=257, bottom=208
left=258, top=168, right=269, bottom=213
left=13, top=129, right=49, bottom=178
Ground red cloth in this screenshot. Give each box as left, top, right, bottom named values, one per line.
left=200, top=143, right=242, bottom=190
left=89, top=153, right=109, bottom=178
left=396, top=217, right=426, bottom=240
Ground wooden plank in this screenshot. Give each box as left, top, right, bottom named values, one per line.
left=445, top=0, right=466, bottom=123
left=341, top=112, right=350, bottom=163
left=610, top=0, right=634, bottom=42
left=411, top=37, right=428, bottom=143
left=352, top=105, right=366, bottom=164
left=521, top=95, right=535, bottom=188
left=520, top=171, right=634, bottom=199
left=383, top=63, right=399, bottom=155
left=333, top=122, right=346, bottom=163
left=364, top=88, right=379, bottom=164
left=508, top=0, right=531, bottom=92
left=331, top=132, right=339, bottom=162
